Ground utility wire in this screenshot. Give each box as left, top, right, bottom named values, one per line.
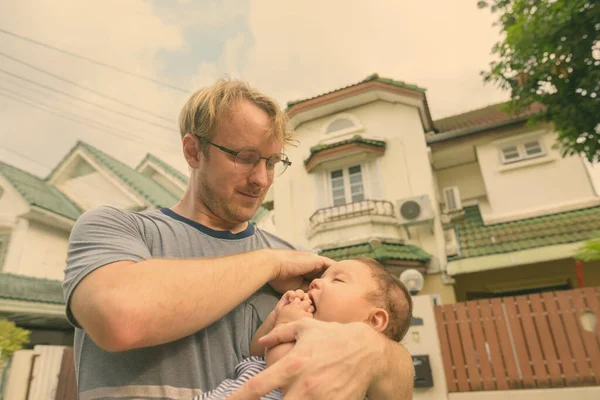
left=0, top=69, right=177, bottom=132
left=0, top=89, right=180, bottom=152
left=0, top=27, right=189, bottom=93
left=0, top=145, right=54, bottom=170
left=0, top=52, right=175, bottom=122
left=0, top=79, right=169, bottom=136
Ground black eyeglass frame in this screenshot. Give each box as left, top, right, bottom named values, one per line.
left=196, top=136, right=292, bottom=171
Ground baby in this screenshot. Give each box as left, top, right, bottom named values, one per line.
left=193, top=257, right=413, bottom=400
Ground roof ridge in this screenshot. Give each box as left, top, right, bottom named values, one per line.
left=286, top=73, right=427, bottom=108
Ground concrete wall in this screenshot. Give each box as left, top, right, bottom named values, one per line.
left=8, top=220, right=70, bottom=280
left=449, top=387, right=600, bottom=400
left=405, top=295, right=448, bottom=400
left=476, top=130, right=597, bottom=220
left=421, top=273, right=456, bottom=304
left=435, top=162, right=487, bottom=203
left=583, top=160, right=600, bottom=196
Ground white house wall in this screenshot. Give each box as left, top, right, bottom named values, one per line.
left=15, top=220, right=69, bottom=280
left=435, top=162, right=487, bottom=203
left=476, top=130, right=597, bottom=220
left=0, top=175, right=29, bottom=227
left=59, top=171, right=141, bottom=211
left=583, top=159, right=600, bottom=196
left=276, top=100, right=444, bottom=266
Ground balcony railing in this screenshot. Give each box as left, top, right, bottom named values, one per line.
left=309, top=199, right=395, bottom=229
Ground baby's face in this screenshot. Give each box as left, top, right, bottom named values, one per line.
left=308, top=260, right=378, bottom=324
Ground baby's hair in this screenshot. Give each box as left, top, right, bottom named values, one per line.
left=352, top=257, right=413, bottom=342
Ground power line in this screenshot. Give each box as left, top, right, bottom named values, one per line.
left=0, top=70, right=177, bottom=132
left=0, top=145, right=54, bottom=170
left=0, top=89, right=180, bottom=152
left=0, top=27, right=189, bottom=93
left=0, top=52, right=175, bottom=122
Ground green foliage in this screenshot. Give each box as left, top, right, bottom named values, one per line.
left=575, top=235, right=600, bottom=261
left=0, top=319, right=30, bottom=363
left=479, top=0, right=600, bottom=163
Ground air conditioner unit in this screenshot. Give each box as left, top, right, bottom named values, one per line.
left=397, top=194, right=434, bottom=226
left=442, top=186, right=462, bottom=212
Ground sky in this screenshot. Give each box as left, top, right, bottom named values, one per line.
left=0, top=0, right=509, bottom=177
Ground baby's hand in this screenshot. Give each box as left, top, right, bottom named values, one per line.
left=273, top=289, right=305, bottom=319
left=276, top=293, right=314, bottom=325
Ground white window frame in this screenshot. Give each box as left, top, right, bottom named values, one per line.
left=327, top=164, right=367, bottom=206
left=499, top=138, right=546, bottom=164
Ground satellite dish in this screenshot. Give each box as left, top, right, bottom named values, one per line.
left=400, top=269, right=424, bottom=296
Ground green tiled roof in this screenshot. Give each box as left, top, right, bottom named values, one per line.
left=0, top=273, right=65, bottom=304
left=0, top=162, right=81, bottom=220
left=287, top=73, right=426, bottom=108
left=137, top=153, right=188, bottom=184
left=79, top=142, right=179, bottom=208
left=451, top=205, right=600, bottom=260
left=319, top=241, right=432, bottom=263
left=304, top=135, right=386, bottom=166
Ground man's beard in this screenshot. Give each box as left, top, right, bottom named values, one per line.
left=199, top=177, right=260, bottom=224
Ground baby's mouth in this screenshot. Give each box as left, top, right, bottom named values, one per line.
left=309, top=292, right=317, bottom=313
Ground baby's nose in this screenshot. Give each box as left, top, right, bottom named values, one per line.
left=309, top=278, right=322, bottom=290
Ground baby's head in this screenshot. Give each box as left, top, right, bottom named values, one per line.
left=308, top=257, right=413, bottom=342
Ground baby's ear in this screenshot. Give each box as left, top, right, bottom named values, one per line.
left=367, top=308, right=389, bottom=333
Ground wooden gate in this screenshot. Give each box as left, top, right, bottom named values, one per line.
left=54, top=347, right=77, bottom=400
left=435, top=287, right=600, bottom=392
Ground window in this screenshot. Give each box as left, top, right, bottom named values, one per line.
left=326, top=118, right=355, bottom=134
left=500, top=139, right=545, bottom=164
left=330, top=165, right=365, bottom=206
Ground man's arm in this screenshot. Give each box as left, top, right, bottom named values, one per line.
left=67, top=207, right=332, bottom=353
left=72, top=250, right=275, bottom=352
left=366, top=336, right=414, bottom=400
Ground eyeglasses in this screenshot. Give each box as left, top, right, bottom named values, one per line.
left=198, top=137, right=292, bottom=177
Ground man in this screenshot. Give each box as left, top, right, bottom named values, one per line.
left=63, top=79, right=414, bottom=399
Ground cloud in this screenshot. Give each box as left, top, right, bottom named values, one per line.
left=0, top=0, right=508, bottom=177
left=240, top=0, right=508, bottom=118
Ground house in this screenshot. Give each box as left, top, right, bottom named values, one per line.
left=277, top=73, right=600, bottom=305
left=0, top=141, right=272, bottom=347
left=2, top=73, right=599, bottom=347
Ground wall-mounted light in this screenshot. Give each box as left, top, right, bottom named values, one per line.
left=400, top=269, right=425, bottom=296
left=580, top=311, right=597, bottom=333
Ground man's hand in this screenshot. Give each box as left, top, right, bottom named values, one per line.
left=268, top=250, right=333, bottom=294
left=227, top=319, right=412, bottom=400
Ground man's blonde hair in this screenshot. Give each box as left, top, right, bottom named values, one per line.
left=178, top=78, right=295, bottom=149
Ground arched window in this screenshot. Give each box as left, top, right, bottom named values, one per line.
left=325, top=118, right=356, bottom=134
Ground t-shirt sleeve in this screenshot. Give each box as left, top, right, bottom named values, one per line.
left=62, top=206, right=152, bottom=328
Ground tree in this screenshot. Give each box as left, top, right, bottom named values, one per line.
left=478, top=0, right=600, bottom=163
left=575, top=235, right=600, bottom=262
left=0, top=319, right=30, bottom=366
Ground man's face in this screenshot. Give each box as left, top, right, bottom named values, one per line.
left=308, top=260, right=378, bottom=323
left=195, top=100, right=281, bottom=225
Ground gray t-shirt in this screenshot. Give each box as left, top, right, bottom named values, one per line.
left=62, top=206, right=300, bottom=400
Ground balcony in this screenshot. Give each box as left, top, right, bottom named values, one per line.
left=307, top=199, right=403, bottom=249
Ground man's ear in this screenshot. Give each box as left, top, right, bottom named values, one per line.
left=367, top=308, right=389, bottom=334
left=182, top=133, right=202, bottom=168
